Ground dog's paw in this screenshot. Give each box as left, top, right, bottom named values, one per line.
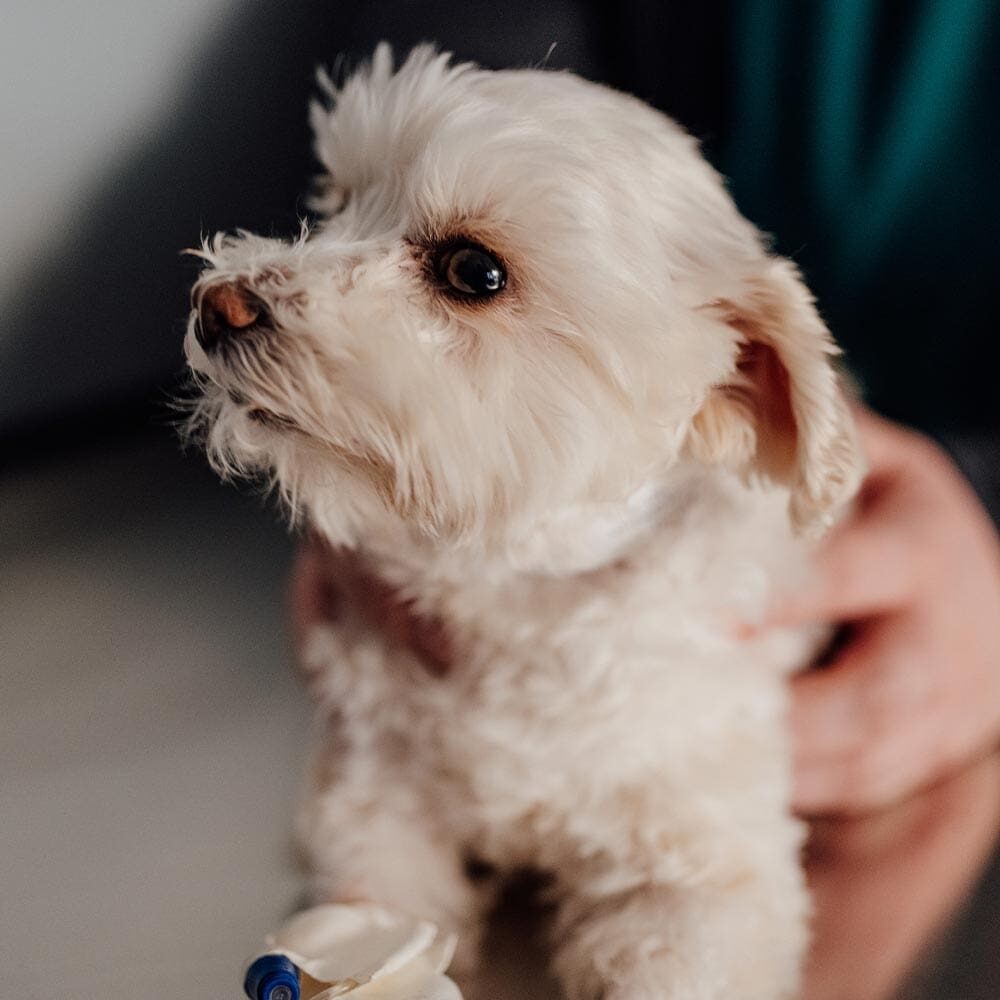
left=247, top=904, right=465, bottom=1000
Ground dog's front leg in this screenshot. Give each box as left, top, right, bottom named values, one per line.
left=552, top=877, right=807, bottom=1000
left=295, top=732, right=492, bottom=983
left=548, top=812, right=809, bottom=1000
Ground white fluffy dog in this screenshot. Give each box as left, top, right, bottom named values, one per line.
left=185, top=45, right=863, bottom=999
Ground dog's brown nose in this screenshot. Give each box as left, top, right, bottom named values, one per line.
left=196, top=282, right=266, bottom=352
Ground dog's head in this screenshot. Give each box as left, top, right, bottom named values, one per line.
left=184, top=45, right=862, bottom=556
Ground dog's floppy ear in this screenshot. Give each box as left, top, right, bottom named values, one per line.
left=687, top=259, right=864, bottom=535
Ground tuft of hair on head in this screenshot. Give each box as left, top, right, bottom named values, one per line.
left=307, top=42, right=477, bottom=215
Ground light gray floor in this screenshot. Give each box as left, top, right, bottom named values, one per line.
left=2, top=429, right=307, bottom=997
left=0, top=426, right=558, bottom=1000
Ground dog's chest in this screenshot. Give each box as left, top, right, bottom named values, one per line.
left=307, top=516, right=810, bottom=824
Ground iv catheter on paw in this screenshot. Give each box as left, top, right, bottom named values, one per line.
left=242, top=904, right=464, bottom=1000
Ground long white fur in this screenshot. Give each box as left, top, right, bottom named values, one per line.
left=184, top=45, right=864, bottom=999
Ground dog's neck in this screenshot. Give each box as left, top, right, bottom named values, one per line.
left=499, top=475, right=701, bottom=577
left=351, top=463, right=795, bottom=600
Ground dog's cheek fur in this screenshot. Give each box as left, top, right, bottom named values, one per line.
left=184, top=250, right=643, bottom=548
left=185, top=233, right=691, bottom=551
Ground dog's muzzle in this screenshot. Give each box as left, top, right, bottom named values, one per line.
left=195, top=281, right=270, bottom=352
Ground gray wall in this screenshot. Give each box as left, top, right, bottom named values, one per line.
left=0, top=0, right=594, bottom=435
left=1, top=0, right=240, bottom=428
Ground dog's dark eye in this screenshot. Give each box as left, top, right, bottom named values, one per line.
left=436, top=243, right=506, bottom=297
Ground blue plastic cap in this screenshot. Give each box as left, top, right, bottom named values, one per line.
left=243, top=953, right=300, bottom=1000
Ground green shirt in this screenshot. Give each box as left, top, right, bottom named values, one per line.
left=724, top=0, right=998, bottom=434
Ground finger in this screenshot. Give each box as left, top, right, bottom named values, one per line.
left=792, top=703, right=955, bottom=817
left=852, top=405, right=930, bottom=474
left=789, top=618, right=946, bottom=814
left=851, top=406, right=905, bottom=470
left=788, top=617, right=930, bottom=813
left=789, top=624, right=891, bottom=765
left=763, top=515, right=918, bottom=629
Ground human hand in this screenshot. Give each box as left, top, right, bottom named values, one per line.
left=762, top=407, right=1000, bottom=815
left=802, top=751, right=1000, bottom=1000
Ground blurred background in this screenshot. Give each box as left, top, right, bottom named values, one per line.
left=2, top=2, right=997, bottom=997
